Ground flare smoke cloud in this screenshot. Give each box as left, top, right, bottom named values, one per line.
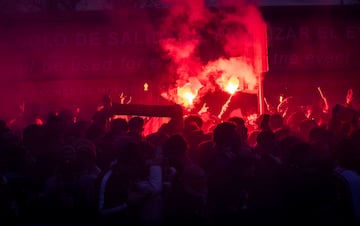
left=159, top=0, right=266, bottom=110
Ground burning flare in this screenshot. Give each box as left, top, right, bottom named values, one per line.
left=177, top=77, right=203, bottom=108
left=162, top=77, right=203, bottom=109
left=217, top=76, right=240, bottom=119
left=208, top=57, right=257, bottom=93
left=178, top=85, right=196, bottom=107
left=224, top=76, right=240, bottom=94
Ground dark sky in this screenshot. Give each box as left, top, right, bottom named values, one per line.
left=259, top=0, right=355, bottom=5
left=80, top=0, right=358, bottom=10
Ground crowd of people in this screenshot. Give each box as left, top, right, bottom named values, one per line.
left=0, top=93, right=360, bottom=225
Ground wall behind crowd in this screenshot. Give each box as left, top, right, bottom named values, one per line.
left=262, top=5, right=360, bottom=109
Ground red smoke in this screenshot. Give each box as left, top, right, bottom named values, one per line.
left=160, top=0, right=266, bottom=112
left=203, top=57, right=257, bottom=94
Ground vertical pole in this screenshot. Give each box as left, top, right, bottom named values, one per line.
left=258, top=73, right=264, bottom=115
left=254, top=21, right=268, bottom=116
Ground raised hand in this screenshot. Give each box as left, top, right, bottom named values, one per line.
left=346, top=88, right=353, bottom=105
left=198, top=103, right=209, bottom=115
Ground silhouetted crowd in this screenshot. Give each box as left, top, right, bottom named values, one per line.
left=1, top=98, right=360, bottom=225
